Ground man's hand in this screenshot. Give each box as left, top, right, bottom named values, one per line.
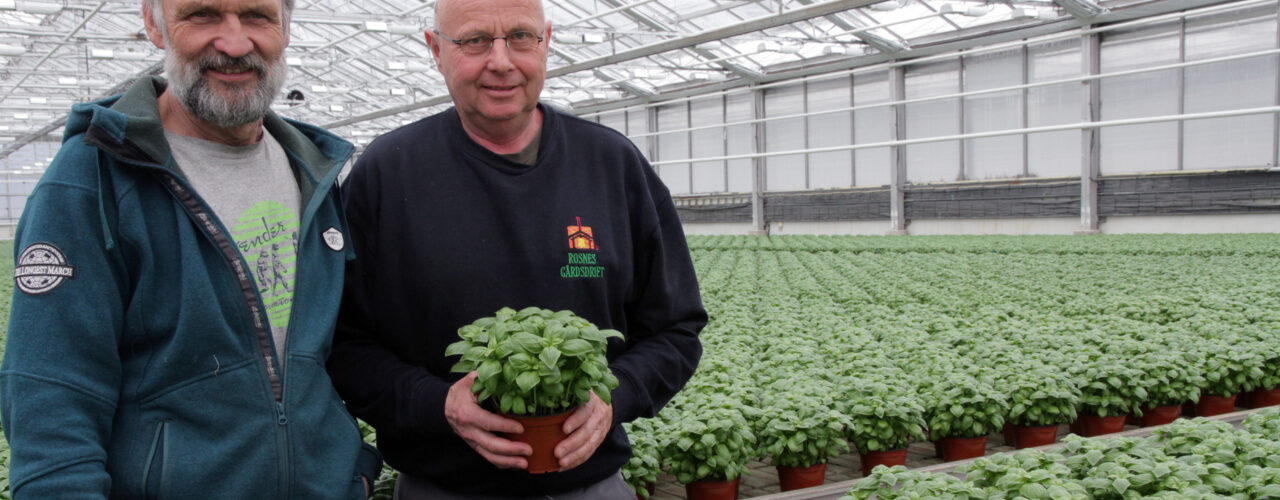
left=555, top=390, right=613, bottom=471
left=445, top=372, right=532, bottom=469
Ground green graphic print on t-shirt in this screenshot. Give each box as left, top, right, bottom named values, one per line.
left=233, top=200, right=299, bottom=332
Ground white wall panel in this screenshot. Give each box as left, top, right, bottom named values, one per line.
left=1100, top=22, right=1181, bottom=174
left=807, top=77, right=853, bottom=189
left=657, top=104, right=691, bottom=193
left=1027, top=38, right=1082, bottom=178
left=765, top=85, right=807, bottom=191
left=905, top=60, right=961, bottom=183
left=690, top=96, right=726, bottom=192
left=726, top=92, right=755, bottom=193
left=855, top=72, right=892, bottom=187
left=963, top=48, right=1023, bottom=180
left=1183, top=8, right=1277, bottom=170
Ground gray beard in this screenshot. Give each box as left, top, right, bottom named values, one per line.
left=164, top=49, right=286, bottom=128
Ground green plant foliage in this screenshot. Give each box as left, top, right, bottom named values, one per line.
left=842, top=465, right=985, bottom=499
left=1002, top=367, right=1080, bottom=427
left=960, top=450, right=1088, bottom=499
left=756, top=385, right=851, bottom=467
left=446, top=307, right=622, bottom=416
left=842, top=379, right=926, bottom=453
left=621, top=418, right=663, bottom=499
left=924, top=375, right=1008, bottom=439
left=659, top=394, right=759, bottom=484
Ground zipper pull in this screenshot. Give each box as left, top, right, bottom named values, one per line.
left=276, top=402, right=288, bottom=426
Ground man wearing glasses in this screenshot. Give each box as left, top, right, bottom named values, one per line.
left=326, top=0, right=705, bottom=498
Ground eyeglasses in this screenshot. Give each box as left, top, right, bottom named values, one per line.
left=433, top=29, right=544, bottom=56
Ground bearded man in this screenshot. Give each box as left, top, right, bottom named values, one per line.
left=0, top=0, right=380, bottom=497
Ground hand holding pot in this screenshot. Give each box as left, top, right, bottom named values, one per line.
left=555, top=390, right=614, bottom=471
left=446, top=372, right=533, bottom=469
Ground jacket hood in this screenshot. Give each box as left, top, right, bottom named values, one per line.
left=68, top=75, right=354, bottom=184
left=64, top=75, right=354, bottom=253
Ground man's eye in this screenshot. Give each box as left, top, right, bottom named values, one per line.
left=508, top=31, right=534, bottom=41
left=461, top=35, right=491, bottom=47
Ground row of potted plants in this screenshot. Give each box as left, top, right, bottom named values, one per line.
left=622, top=238, right=1280, bottom=498
left=844, top=408, right=1280, bottom=499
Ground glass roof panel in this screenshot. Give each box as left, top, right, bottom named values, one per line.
left=0, top=0, right=1220, bottom=165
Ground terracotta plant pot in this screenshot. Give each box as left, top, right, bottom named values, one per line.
left=685, top=477, right=739, bottom=500
left=1079, top=414, right=1125, bottom=437
left=776, top=463, right=826, bottom=491
left=1012, top=425, right=1058, bottom=449
left=1002, top=423, right=1015, bottom=447
left=1245, top=387, right=1280, bottom=409
left=504, top=411, right=572, bottom=474
left=1068, top=419, right=1084, bottom=436
left=1139, top=404, right=1182, bottom=427
left=1125, top=414, right=1142, bottom=426
left=1195, top=394, right=1238, bottom=417
left=858, top=448, right=907, bottom=476
left=937, top=436, right=987, bottom=462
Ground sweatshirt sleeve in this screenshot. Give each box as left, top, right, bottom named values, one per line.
left=327, top=156, right=455, bottom=439
left=607, top=187, right=706, bottom=426
left=1, top=154, right=126, bottom=499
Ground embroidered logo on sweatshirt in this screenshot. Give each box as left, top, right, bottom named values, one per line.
left=15, top=242, right=75, bottom=295
left=561, top=217, right=603, bottom=279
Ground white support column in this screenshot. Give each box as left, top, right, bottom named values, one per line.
left=1077, top=31, right=1102, bottom=234
left=751, top=88, right=768, bottom=235
left=888, top=66, right=909, bottom=235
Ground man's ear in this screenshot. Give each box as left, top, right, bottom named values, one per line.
left=142, top=3, right=166, bottom=49
left=425, top=29, right=442, bottom=65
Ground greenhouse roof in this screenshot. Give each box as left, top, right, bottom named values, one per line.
left=0, top=0, right=1227, bottom=158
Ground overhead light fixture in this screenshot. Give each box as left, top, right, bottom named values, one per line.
left=940, top=3, right=993, bottom=16
left=311, top=85, right=328, bottom=93
left=1012, top=7, right=1055, bottom=20
left=363, top=21, right=388, bottom=32
left=695, top=41, right=724, bottom=51
left=387, top=24, right=421, bottom=36
left=57, top=76, right=77, bottom=85
left=329, top=104, right=345, bottom=112
left=404, top=61, right=431, bottom=72
left=390, top=88, right=407, bottom=96
left=823, top=46, right=847, bottom=55
left=581, top=33, right=605, bottom=44
left=387, top=61, right=406, bottom=70
left=868, top=0, right=906, bottom=12
left=91, top=48, right=113, bottom=59
left=777, top=44, right=802, bottom=54
left=286, top=56, right=302, bottom=66
left=0, top=0, right=15, bottom=10
left=18, top=1, right=62, bottom=14
left=756, top=41, right=781, bottom=52
left=14, top=112, right=29, bottom=119
left=28, top=96, right=46, bottom=104
left=0, top=44, right=26, bottom=56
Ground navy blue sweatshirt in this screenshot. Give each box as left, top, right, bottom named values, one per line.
left=328, top=104, right=705, bottom=495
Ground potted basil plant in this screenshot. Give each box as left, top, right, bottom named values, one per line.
left=446, top=306, right=622, bottom=473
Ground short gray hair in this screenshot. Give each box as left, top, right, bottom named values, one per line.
left=144, top=0, right=295, bottom=36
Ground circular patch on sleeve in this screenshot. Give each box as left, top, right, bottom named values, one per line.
left=322, top=227, right=345, bottom=252
left=14, top=242, right=75, bottom=295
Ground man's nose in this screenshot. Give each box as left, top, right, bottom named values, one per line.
left=212, top=17, right=254, bottom=58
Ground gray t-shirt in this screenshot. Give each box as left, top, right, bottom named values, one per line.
left=165, top=129, right=300, bottom=366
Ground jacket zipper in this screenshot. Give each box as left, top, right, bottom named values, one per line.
left=158, top=172, right=293, bottom=498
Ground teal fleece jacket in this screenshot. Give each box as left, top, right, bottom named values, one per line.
left=0, top=76, right=380, bottom=499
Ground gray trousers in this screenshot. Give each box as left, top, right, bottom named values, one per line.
left=393, top=470, right=634, bottom=500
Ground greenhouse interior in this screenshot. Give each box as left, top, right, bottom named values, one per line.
left=0, top=0, right=1278, bottom=498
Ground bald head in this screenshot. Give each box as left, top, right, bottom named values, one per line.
left=433, top=0, right=545, bottom=32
